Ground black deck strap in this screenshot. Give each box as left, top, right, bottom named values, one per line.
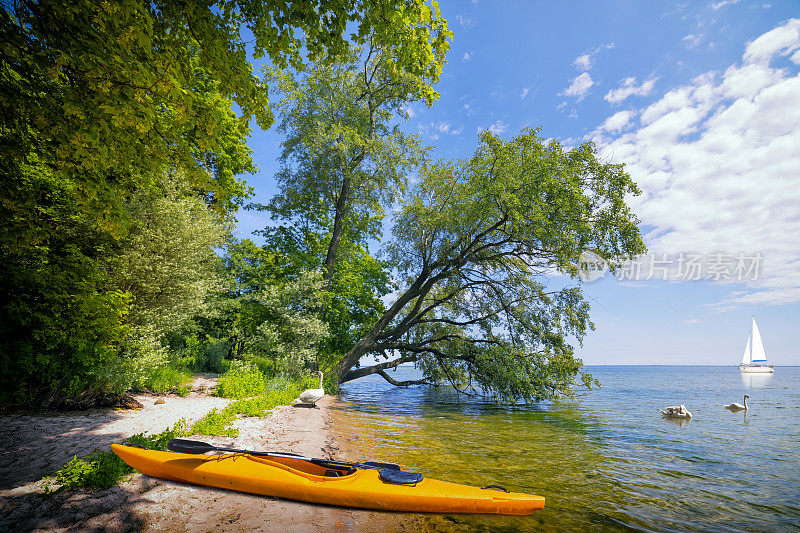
left=324, top=470, right=342, bottom=477
left=481, top=484, right=510, bottom=493
left=378, top=469, right=424, bottom=485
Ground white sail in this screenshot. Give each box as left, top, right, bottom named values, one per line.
left=740, top=333, right=751, bottom=365
left=751, top=318, right=767, bottom=361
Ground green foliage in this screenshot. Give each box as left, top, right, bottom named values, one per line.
left=0, top=172, right=231, bottom=404
left=336, top=128, right=646, bottom=402
left=189, top=408, right=239, bottom=437
left=317, top=245, right=393, bottom=370
left=139, top=365, right=192, bottom=396
left=0, top=164, right=131, bottom=403
left=226, top=386, right=299, bottom=418
left=255, top=51, right=427, bottom=372
left=1, top=0, right=450, bottom=237
left=46, top=451, right=134, bottom=493
left=44, top=420, right=189, bottom=492
left=174, top=334, right=230, bottom=374
left=264, top=50, right=430, bottom=252
left=244, top=271, right=330, bottom=376
left=111, top=172, right=230, bottom=337
left=216, top=360, right=266, bottom=399
left=190, top=377, right=300, bottom=436
left=213, top=251, right=330, bottom=379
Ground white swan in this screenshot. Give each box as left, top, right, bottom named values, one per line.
left=725, top=394, right=749, bottom=411
left=660, top=404, right=692, bottom=419
left=292, top=371, right=325, bottom=407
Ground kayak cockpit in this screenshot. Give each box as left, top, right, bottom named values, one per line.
left=244, top=454, right=356, bottom=481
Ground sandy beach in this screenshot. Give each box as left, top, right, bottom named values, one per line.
left=0, top=377, right=421, bottom=532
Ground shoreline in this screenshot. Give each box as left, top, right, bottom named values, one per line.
left=0, top=379, right=421, bottom=532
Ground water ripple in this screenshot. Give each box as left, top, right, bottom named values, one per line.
left=335, top=366, right=800, bottom=532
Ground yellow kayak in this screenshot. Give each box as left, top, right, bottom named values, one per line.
left=111, top=444, right=544, bottom=515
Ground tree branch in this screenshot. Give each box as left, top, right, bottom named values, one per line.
left=339, top=354, right=417, bottom=383
left=376, top=369, right=430, bottom=387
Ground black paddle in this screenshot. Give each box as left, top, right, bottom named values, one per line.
left=167, top=438, right=400, bottom=472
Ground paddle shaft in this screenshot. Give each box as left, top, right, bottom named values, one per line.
left=167, top=439, right=399, bottom=472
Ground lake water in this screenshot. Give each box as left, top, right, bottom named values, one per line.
left=333, top=366, right=800, bottom=532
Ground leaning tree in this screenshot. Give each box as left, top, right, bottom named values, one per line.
left=333, top=129, right=645, bottom=402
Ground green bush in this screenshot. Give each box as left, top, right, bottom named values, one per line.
left=230, top=386, right=299, bottom=417
left=44, top=419, right=189, bottom=492
left=140, top=364, right=192, bottom=394
left=189, top=408, right=238, bottom=437
left=216, top=360, right=266, bottom=399
left=246, top=353, right=276, bottom=377
left=189, top=378, right=301, bottom=436
left=175, top=334, right=230, bottom=374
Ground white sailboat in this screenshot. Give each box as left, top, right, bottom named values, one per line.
left=739, top=317, right=774, bottom=373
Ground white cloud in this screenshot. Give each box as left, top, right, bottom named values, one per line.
left=605, top=76, right=658, bottom=104
left=712, top=0, right=739, bottom=9
left=462, top=52, right=472, bottom=62
left=571, top=43, right=615, bottom=73
left=599, top=110, right=636, bottom=133
left=456, top=14, right=475, bottom=29
left=562, top=72, right=594, bottom=101
left=520, top=87, right=530, bottom=100
left=419, top=121, right=462, bottom=139
left=743, top=18, right=800, bottom=64
left=400, top=104, right=415, bottom=118
left=682, top=33, right=704, bottom=48
left=574, top=54, right=592, bottom=71
left=489, top=120, right=508, bottom=135
left=478, top=120, right=509, bottom=136
left=593, top=19, right=800, bottom=307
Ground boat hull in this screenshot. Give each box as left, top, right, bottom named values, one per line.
left=111, top=445, right=544, bottom=515
left=739, top=365, right=774, bottom=373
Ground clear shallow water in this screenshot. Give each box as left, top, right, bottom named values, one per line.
left=334, top=366, right=800, bottom=532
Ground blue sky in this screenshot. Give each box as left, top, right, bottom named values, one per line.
left=238, top=1, right=800, bottom=366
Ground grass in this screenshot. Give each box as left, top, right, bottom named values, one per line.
left=188, top=381, right=300, bottom=437
left=43, top=420, right=189, bottom=492
left=141, top=365, right=192, bottom=396
left=215, top=360, right=267, bottom=399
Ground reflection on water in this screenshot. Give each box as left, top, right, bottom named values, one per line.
left=740, top=371, right=773, bottom=389
left=661, top=416, right=691, bottom=428
left=334, top=366, right=800, bottom=532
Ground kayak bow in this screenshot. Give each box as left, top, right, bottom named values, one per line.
left=111, top=444, right=544, bottom=515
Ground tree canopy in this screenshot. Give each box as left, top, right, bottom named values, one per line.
left=1, top=0, right=451, bottom=234
left=263, top=47, right=431, bottom=283
left=334, top=129, right=645, bottom=401
left=0, top=0, right=451, bottom=405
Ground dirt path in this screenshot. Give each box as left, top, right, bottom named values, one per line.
left=0, top=378, right=419, bottom=532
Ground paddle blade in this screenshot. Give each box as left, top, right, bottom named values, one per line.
left=168, top=438, right=216, bottom=454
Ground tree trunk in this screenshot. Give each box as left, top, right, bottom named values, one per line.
left=334, top=266, right=431, bottom=383
left=322, top=173, right=350, bottom=283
